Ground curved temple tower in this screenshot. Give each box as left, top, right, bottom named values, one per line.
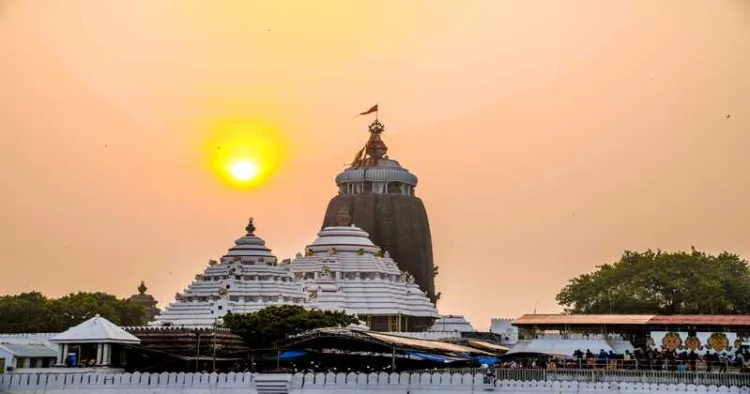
left=321, top=118, right=437, bottom=302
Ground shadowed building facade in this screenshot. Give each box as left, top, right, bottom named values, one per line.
left=321, top=118, right=437, bottom=302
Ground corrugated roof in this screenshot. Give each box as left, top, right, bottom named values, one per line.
left=465, top=339, right=509, bottom=354
left=513, top=314, right=750, bottom=327
left=647, top=315, right=750, bottom=326
left=306, top=327, right=493, bottom=356
left=365, top=332, right=493, bottom=356
left=0, top=344, right=58, bottom=358
left=513, top=314, right=656, bottom=326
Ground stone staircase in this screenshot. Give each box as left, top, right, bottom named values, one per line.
left=254, top=374, right=291, bottom=394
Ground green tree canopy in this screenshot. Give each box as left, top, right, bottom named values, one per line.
left=0, top=292, right=59, bottom=333
left=223, top=305, right=359, bottom=349
left=52, top=292, right=146, bottom=328
left=0, top=291, right=146, bottom=333
left=556, top=248, right=750, bottom=315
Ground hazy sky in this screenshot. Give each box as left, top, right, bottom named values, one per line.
left=1, top=0, right=749, bottom=329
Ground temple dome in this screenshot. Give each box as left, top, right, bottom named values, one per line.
left=335, top=159, right=418, bottom=186
left=334, top=120, right=418, bottom=197
left=151, top=218, right=306, bottom=328
left=307, top=225, right=380, bottom=255
left=223, top=218, right=274, bottom=259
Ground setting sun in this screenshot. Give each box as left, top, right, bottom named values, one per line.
left=228, top=160, right=260, bottom=182
left=206, top=119, right=285, bottom=188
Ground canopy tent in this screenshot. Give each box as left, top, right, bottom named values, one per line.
left=281, top=327, right=493, bottom=358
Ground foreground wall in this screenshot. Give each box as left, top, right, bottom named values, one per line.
left=2, top=371, right=749, bottom=394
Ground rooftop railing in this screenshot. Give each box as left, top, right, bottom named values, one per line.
left=412, top=368, right=750, bottom=387
left=517, top=333, right=626, bottom=340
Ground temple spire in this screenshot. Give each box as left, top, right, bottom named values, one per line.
left=245, top=217, right=256, bottom=235
left=137, top=281, right=147, bottom=295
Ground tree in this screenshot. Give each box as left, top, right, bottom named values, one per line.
left=51, top=292, right=146, bottom=328
left=0, top=291, right=146, bottom=333
left=223, top=305, right=359, bottom=349
left=0, top=292, right=59, bottom=333
left=556, top=248, right=750, bottom=315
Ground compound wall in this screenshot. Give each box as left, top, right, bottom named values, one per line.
left=2, top=371, right=748, bottom=394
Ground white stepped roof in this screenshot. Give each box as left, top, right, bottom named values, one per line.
left=51, top=315, right=140, bottom=344
left=428, top=315, right=476, bottom=333
left=151, top=219, right=306, bottom=328
left=289, top=225, right=438, bottom=319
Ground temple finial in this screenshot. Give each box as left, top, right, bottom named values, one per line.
left=351, top=118, right=388, bottom=167
left=365, top=119, right=387, bottom=161
left=368, top=118, right=384, bottom=135
left=245, top=217, right=256, bottom=234
left=336, top=207, right=352, bottom=226
left=138, top=281, right=147, bottom=295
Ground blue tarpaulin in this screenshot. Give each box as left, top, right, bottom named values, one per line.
left=405, top=352, right=465, bottom=364
left=279, top=351, right=306, bottom=359
left=474, top=356, right=498, bottom=365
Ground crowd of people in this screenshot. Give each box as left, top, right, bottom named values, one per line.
left=495, top=346, right=750, bottom=373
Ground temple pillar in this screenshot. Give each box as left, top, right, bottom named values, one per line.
left=56, top=344, right=65, bottom=366
left=60, top=344, right=70, bottom=366
left=96, top=344, right=103, bottom=365
left=102, top=344, right=112, bottom=366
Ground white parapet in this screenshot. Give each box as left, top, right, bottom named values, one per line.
left=0, top=371, right=747, bottom=393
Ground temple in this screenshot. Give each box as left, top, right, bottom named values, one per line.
left=150, top=218, right=306, bottom=327
left=127, top=281, right=160, bottom=322
left=288, top=207, right=439, bottom=332
left=321, top=118, right=437, bottom=302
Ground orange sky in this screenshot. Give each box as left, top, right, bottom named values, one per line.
left=1, top=0, right=749, bottom=329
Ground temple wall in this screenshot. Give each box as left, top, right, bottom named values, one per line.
left=1, top=372, right=748, bottom=394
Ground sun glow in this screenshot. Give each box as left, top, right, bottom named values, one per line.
left=206, top=120, right=285, bottom=188
left=229, top=160, right=260, bottom=182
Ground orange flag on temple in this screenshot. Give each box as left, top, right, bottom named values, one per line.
left=357, top=104, right=378, bottom=116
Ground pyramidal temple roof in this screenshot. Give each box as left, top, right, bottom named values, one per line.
left=288, top=215, right=438, bottom=319
left=51, top=315, right=140, bottom=344
left=428, top=315, right=477, bottom=333
left=151, top=218, right=306, bottom=328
